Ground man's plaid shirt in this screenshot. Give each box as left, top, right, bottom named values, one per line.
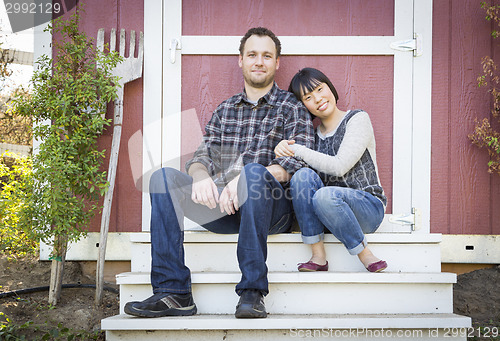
left=186, top=83, right=315, bottom=188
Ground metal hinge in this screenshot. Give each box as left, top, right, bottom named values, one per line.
left=389, top=207, right=422, bottom=231
left=390, top=33, right=422, bottom=57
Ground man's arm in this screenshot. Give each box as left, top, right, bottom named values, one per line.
left=188, top=162, right=219, bottom=209
left=270, top=98, right=315, bottom=174
left=185, top=110, right=222, bottom=178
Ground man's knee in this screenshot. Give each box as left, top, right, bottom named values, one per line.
left=243, top=163, right=267, bottom=178
left=240, top=163, right=269, bottom=187
left=149, top=167, right=178, bottom=194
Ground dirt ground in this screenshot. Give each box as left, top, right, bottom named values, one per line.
left=0, top=255, right=119, bottom=340
left=0, top=255, right=499, bottom=340
left=453, top=265, right=500, bottom=330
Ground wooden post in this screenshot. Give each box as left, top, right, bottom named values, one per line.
left=96, top=88, right=124, bottom=305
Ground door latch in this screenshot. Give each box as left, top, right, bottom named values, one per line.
left=390, top=33, right=422, bottom=57
left=389, top=207, right=422, bottom=231
left=170, top=38, right=181, bottom=64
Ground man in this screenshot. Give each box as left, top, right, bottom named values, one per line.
left=124, top=27, right=314, bottom=319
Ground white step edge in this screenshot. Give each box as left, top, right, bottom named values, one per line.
left=129, top=231, right=442, bottom=244
left=131, top=242, right=441, bottom=273
left=102, top=313, right=471, bottom=331
left=117, top=272, right=456, bottom=285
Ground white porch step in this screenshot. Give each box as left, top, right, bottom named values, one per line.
left=117, top=272, right=455, bottom=315
left=102, top=313, right=471, bottom=340
left=130, top=232, right=442, bottom=273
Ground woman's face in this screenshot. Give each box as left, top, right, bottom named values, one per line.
left=301, top=82, right=337, bottom=119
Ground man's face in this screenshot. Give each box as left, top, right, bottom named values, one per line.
left=238, top=35, right=280, bottom=89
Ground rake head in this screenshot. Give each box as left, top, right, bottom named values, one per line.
left=97, top=28, right=144, bottom=86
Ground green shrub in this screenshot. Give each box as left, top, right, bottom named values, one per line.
left=0, top=152, right=37, bottom=257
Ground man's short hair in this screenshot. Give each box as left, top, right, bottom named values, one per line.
left=239, top=27, right=281, bottom=57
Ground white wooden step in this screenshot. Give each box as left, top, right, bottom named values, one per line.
left=129, top=232, right=442, bottom=273
left=117, top=272, right=455, bottom=315
left=102, top=313, right=471, bottom=341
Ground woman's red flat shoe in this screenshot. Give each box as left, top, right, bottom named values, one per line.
left=366, top=260, right=387, bottom=273
left=297, top=261, right=329, bottom=272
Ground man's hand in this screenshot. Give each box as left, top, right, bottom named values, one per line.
left=189, top=163, right=219, bottom=209
left=266, top=164, right=292, bottom=183
left=219, top=175, right=240, bottom=215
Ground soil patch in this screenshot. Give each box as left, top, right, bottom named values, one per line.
left=0, top=254, right=118, bottom=340
left=453, top=265, right=500, bottom=333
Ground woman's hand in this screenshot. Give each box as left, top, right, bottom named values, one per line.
left=274, top=140, right=296, bottom=158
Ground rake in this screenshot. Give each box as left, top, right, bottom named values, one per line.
left=95, top=28, right=144, bottom=304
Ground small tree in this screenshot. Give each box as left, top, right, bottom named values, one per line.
left=12, top=11, right=122, bottom=305
left=469, top=1, right=500, bottom=175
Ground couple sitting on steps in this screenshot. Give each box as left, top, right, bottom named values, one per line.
left=125, top=27, right=387, bottom=319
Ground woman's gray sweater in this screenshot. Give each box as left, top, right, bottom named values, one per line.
left=292, top=109, right=387, bottom=207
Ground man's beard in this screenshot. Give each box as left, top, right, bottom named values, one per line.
left=244, top=69, right=275, bottom=89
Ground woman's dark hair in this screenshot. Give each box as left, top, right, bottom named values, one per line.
left=288, top=68, right=339, bottom=103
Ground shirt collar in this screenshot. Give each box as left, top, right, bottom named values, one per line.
left=237, top=82, right=280, bottom=106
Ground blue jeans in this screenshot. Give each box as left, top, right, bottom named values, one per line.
left=148, top=163, right=292, bottom=296
left=290, top=168, right=384, bottom=255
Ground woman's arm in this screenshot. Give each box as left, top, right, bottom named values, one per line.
left=293, top=112, right=374, bottom=177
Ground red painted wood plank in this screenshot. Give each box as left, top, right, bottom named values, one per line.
left=432, top=0, right=497, bottom=235
left=182, top=0, right=393, bottom=37
left=431, top=0, right=452, bottom=234
left=448, top=0, right=492, bottom=235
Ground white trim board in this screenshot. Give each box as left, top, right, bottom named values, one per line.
left=181, top=36, right=396, bottom=55
left=440, top=235, right=500, bottom=264
left=40, top=232, right=499, bottom=264
left=40, top=233, right=133, bottom=261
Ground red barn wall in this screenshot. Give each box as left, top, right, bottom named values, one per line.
left=431, top=0, right=500, bottom=234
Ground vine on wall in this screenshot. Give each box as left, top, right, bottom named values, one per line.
left=469, top=1, right=500, bottom=175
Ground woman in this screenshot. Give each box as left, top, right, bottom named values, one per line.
left=275, top=68, right=387, bottom=272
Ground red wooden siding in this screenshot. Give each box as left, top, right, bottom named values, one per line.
left=431, top=0, right=500, bottom=234
left=182, top=0, right=394, bottom=36
left=57, top=1, right=144, bottom=233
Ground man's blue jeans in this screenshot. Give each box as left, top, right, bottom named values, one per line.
left=290, top=168, right=384, bottom=255
left=148, top=163, right=292, bottom=296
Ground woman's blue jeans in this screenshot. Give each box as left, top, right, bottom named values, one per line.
left=148, top=163, right=292, bottom=296
left=290, top=168, right=384, bottom=255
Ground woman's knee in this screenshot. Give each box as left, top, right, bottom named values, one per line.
left=312, top=187, right=345, bottom=212
left=290, top=167, right=317, bottom=189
